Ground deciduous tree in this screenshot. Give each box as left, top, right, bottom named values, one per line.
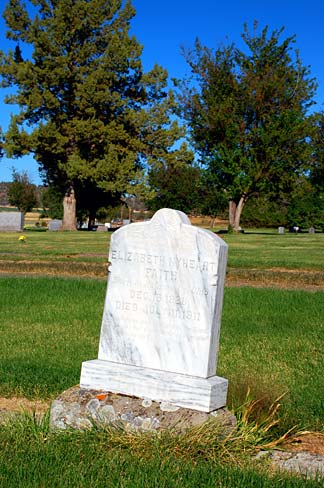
left=178, top=23, right=316, bottom=230
left=8, top=169, right=37, bottom=213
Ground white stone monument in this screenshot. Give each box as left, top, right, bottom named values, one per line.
left=80, top=208, right=228, bottom=412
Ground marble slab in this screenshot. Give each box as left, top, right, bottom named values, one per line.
left=98, top=208, right=228, bottom=378
left=80, top=359, right=228, bottom=412
left=80, top=208, right=228, bottom=412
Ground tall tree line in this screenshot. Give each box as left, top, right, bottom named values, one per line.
left=1, top=4, right=324, bottom=229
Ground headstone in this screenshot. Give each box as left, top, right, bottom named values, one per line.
left=278, top=226, right=285, bottom=234
left=309, top=227, right=315, bottom=234
left=48, top=219, right=62, bottom=231
left=0, top=211, right=24, bottom=231
left=96, top=225, right=107, bottom=232
left=80, top=208, right=228, bottom=412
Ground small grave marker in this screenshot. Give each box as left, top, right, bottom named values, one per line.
left=0, top=211, right=24, bottom=231
left=80, top=208, right=228, bottom=412
left=48, top=219, right=62, bottom=231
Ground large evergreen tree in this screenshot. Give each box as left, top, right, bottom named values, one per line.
left=0, top=0, right=190, bottom=229
left=178, top=24, right=317, bottom=230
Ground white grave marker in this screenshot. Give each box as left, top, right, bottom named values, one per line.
left=80, top=208, right=228, bottom=412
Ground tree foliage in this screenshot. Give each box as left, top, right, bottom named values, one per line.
left=0, top=0, right=191, bottom=228
left=8, top=169, right=37, bottom=213
left=148, top=159, right=200, bottom=213
left=310, top=112, right=324, bottom=191
left=178, top=23, right=317, bottom=229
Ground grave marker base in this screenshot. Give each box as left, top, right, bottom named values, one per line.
left=80, top=359, right=228, bottom=413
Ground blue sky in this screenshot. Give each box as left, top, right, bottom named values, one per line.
left=0, top=0, right=323, bottom=184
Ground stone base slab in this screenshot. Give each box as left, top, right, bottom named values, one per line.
left=80, top=359, right=228, bottom=412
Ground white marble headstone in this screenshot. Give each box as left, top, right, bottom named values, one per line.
left=80, top=208, right=228, bottom=412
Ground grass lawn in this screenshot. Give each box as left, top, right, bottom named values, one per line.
left=1, top=275, right=324, bottom=432
left=0, top=419, right=323, bottom=488
left=0, top=229, right=324, bottom=277
left=1, top=416, right=322, bottom=488
left=223, top=231, right=324, bottom=271
left=1, top=228, right=324, bottom=486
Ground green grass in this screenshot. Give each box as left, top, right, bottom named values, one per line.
left=0, top=231, right=110, bottom=262
left=222, top=231, right=324, bottom=270
left=220, top=287, right=324, bottom=430
left=0, top=415, right=322, bottom=488
left=1, top=229, right=324, bottom=486
left=1, top=276, right=324, bottom=432
left=0, top=276, right=104, bottom=398
left=0, top=230, right=324, bottom=274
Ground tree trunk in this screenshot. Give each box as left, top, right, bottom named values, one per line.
left=62, top=187, right=77, bottom=231
left=88, top=211, right=96, bottom=230
left=228, top=197, right=245, bottom=231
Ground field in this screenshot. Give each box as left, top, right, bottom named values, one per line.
left=1, top=228, right=324, bottom=486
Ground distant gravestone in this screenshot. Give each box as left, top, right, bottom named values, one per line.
left=48, top=219, right=62, bottom=231
left=96, top=225, right=107, bottom=232
left=309, top=227, right=315, bottom=234
left=278, top=226, right=285, bottom=234
left=0, top=212, right=24, bottom=231
left=80, top=208, right=228, bottom=412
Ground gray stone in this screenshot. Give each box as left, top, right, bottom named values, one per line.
left=48, top=219, right=62, bottom=231
left=141, top=418, right=154, bottom=430
left=133, top=416, right=144, bottom=427
left=160, top=402, right=180, bottom=412
left=150, top=418, right=161, bottom=429
left=256, top=450, right=324, bottom=479
left=99, top=405, right=116, bottom=422
left=309, top=227, right=315, bottom=234
left=75, top=418, right=93, bottom=430
left=121, top=412, right=134, bottom=422
left=86, top=398, right=100, bottom=418
left=278, top=226, right=285, bottom=234
left=0, top=212, right=24, bottom=232
left=142, top=399, right=152, bottom=408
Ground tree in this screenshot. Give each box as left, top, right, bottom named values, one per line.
left=8, top=169, right=37, bottom=213
left=310, top=112, right=324, bottom=191
left=40, top=186, right=63, bottom=220
left=0, top=0, right=189, bottom=229
left=178, top=23, right=317, bottom=230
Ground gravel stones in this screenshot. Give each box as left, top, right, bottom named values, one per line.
left=256, top=450, right=324, bottom=479
left=50, top=386, right=236, bottom=433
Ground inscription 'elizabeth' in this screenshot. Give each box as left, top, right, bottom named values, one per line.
left=111, top=249, right=218, bottom=273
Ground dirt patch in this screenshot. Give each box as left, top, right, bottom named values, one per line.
left=226, top=268, right=324, bottom=291
left=2, top=260, right=324, bottom=289
left=0, top=259, right=107, bottom=279
left=283, top=433, right=324, bottom=456
left=0, top=396, right=50, bottom=417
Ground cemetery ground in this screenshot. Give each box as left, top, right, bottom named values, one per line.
left=1, top=229, right=324, bottom=486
